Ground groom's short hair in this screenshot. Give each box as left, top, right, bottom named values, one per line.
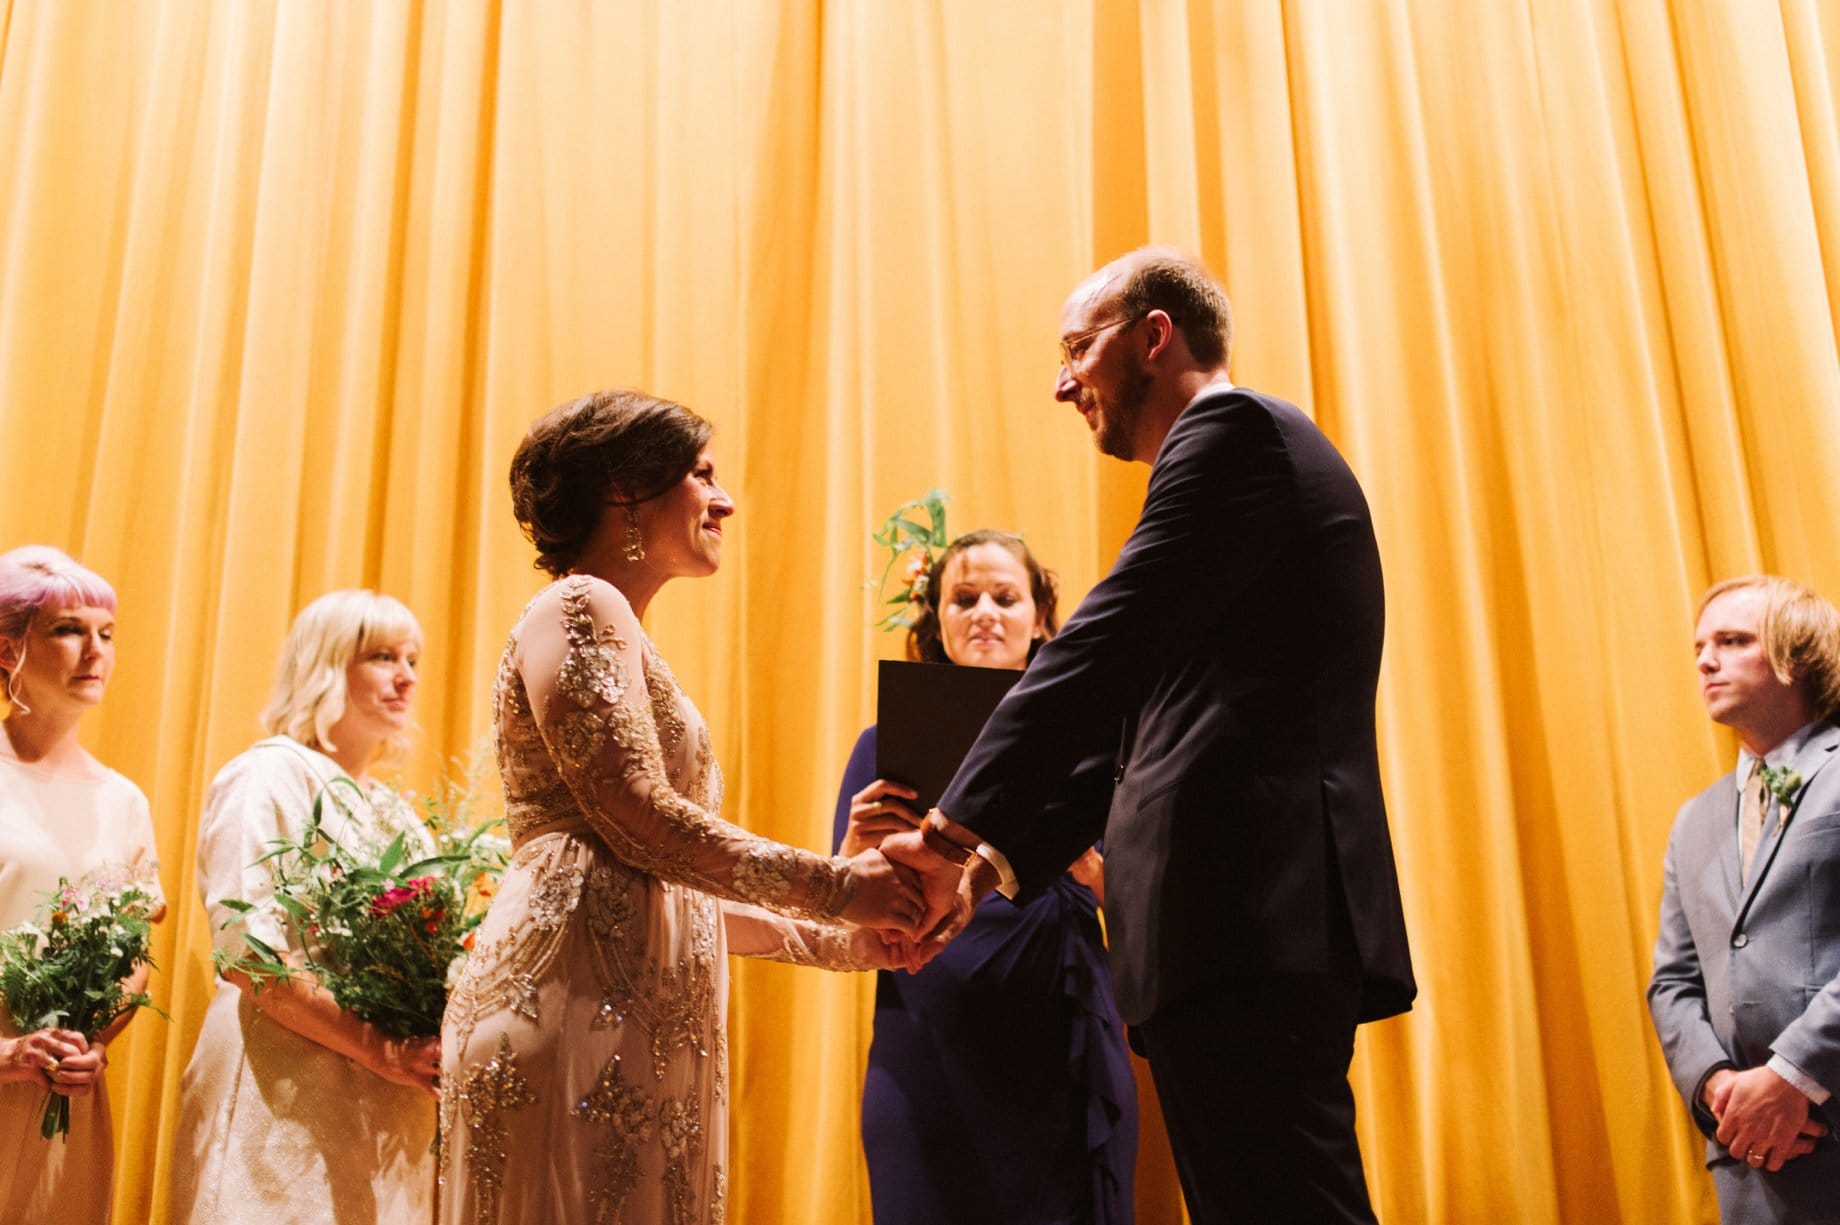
left=1111, top=247, right=1234, bottom=370
left=1699, top=575, right=1840, bottom=722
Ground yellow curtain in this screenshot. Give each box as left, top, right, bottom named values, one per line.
left=2, top=1, right=1837, bottom=1221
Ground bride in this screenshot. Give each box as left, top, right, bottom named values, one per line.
left=440, top=389, right=925, bottom=1224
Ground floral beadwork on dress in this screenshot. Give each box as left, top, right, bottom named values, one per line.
left=528, top=860, right=585, bottom=930
left=458, top=1034, right=537, bottom=1225
left=440, top=574, right=868, bottom=1224
left=573, top=1051, right=657, bottom=1223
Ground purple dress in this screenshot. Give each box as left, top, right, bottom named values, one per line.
left=834, top=726, right=1137, bottom=1224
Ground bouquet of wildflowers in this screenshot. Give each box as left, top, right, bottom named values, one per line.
left=214, top=764, right=508, bottom=1040
left=0, top=863, right=165, bottom=1139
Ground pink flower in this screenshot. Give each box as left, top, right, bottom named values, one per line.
left=370, top=886, right=414, bottom=916
left=369, top=876, right=440, bottom=917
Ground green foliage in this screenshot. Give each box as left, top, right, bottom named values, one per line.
left=870, top=488, right=950, bottom=631
left=212, top=770, right=508, bottom=1042
left=0, top=864, right=165, bottom=1139
left=1762, top=764, right=1804, bottom=809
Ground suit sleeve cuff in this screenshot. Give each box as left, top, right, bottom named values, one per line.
left=972, top=841, right=1020, bottom=899
left=1768, top=1054, right=1831, bottom=1105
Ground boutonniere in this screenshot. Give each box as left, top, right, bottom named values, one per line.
left=1760, top=765, right=1804, bottom=812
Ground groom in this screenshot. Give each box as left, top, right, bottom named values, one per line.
left=884, top=248, right=1415, bottom=1223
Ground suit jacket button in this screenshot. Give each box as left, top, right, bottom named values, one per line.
left=1732, top=933, right=1749, bottom=949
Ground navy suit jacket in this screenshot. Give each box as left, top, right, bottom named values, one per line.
left=939, top=385, right=1415, bottom=1026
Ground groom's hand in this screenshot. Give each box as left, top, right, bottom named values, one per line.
left=878, top=824, right=972, bottom=948
left=881, top=810, right=1002, bottom=950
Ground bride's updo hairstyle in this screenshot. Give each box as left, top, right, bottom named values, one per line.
left=509, top=389, right=714, bottom=578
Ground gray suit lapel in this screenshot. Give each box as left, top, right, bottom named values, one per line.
left=1736, top=722, right=1840, bottom=921
left=1713, top=773, right=1742, bottom=906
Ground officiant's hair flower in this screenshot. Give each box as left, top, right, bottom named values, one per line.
left=869, top=490, right=951, bottom=633
left=1698, top=576, right=1840, bottom=721
left=510, top=388, right=714, bottom=578
left=261, top=589, right=423, bottom=765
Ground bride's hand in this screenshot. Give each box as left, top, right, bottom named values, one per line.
left=839, top=779, right=922, bottom=856
left=839, top=848, right=926, bottom=935
left=850, top=927, right=937, bottom=973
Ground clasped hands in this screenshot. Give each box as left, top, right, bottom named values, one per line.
left=837, top=779, right=1000, bottom=971
left=2, top=1028, right=106, bottom=1096
left=1704, top=1065, right=1829, bottom=1173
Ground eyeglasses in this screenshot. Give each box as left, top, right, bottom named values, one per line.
left=1057, top=313, right=1142, bottom=371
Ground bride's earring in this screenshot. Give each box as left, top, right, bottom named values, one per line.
left=624, top=506, right=645, bottom=563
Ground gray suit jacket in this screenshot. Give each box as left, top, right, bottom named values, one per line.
left=1648, top=720, right=1840, bottom=1165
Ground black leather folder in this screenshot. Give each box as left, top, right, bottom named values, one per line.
left=875, top=659, right=1020, bottom=814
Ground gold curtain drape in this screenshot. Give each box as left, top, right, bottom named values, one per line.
left=2, top=1, right=1837, bottom=1221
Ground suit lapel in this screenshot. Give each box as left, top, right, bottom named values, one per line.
left=1713, top=773, right=1742, bottom=907
left=1735, top=722, right=1840, bottom=923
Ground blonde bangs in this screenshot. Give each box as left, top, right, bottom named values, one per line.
left=261, top=590, right=424, bottom=765
left=1698, top=575, right=1840, bottom=722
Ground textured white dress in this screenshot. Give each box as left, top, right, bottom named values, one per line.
left=168, top=735, right=438, bottom=1224
left=0, top=742, right=162, bottom=1225
left=439, top=575, right=871, bottom=1225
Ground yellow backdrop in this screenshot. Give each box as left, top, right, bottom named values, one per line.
left=3, top=1, right=1839, bottom=1221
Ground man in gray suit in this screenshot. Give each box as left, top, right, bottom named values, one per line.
left=1650, top=575, right=1840, bottom=1221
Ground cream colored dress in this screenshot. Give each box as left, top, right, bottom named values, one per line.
left=0, top=743, right=162, bottom=1225
left=440, top=575, right=870, bottom=1225
left=168, top=735, right=439, bottom=1224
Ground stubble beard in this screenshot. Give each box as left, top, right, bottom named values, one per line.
left=1093, top=363, right=1153, bottom=461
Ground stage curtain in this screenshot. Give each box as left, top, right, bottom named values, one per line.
left=2, top=2, right=1837, bottom=1221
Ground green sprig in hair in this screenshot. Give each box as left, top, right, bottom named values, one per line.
left=869, top=489, right=949, bottom=631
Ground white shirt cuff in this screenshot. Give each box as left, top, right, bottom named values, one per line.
left=972, top=841, right=1020, bottom=899
left=1768, top=1054, right=1831, bottom=1105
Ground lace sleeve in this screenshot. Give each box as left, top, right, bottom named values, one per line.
left=721, top=901, right=876, bottom=970
left=519, top=575, right=855, bottom=922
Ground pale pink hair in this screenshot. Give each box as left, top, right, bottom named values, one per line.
left=0, top=546, right=117, bottom=644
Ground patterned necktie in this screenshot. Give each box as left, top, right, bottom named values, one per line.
left=1739, top=759, right=1768, bottom=886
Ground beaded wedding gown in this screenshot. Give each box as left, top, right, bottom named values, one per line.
left=440, top=575, right=872, bottom=1225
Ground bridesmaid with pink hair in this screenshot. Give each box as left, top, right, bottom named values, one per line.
left=0, top=545, right=164, bottom=1225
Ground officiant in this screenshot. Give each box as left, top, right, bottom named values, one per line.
left=831, top=525, right=1137, bottom=1225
